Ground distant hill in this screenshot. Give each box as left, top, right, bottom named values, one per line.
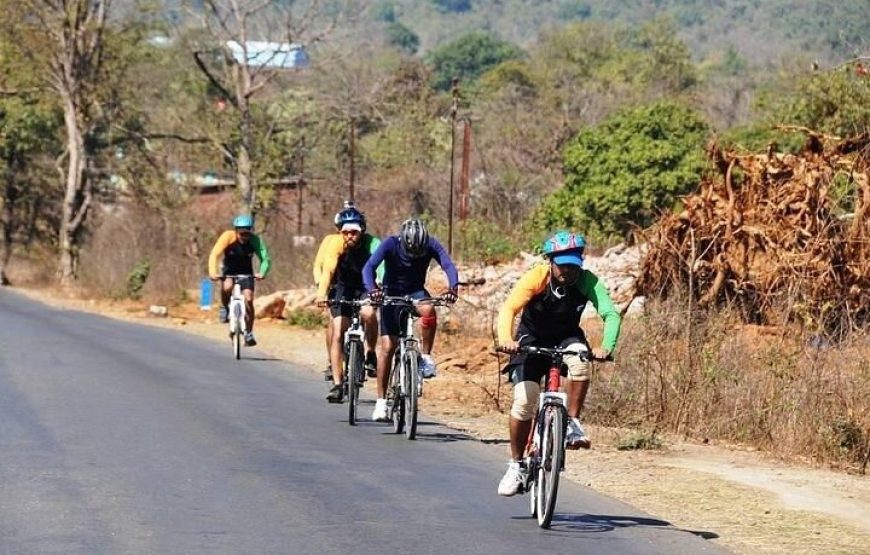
left=372, top=0, right=868, bottom=66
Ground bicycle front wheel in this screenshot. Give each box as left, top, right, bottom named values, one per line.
left=347, top=340, right=362, bottom=426
left=389, top=353, right=404, bottom=434
left=403, top=348, right=419, bottom=440
left=536, top=406, right=565, bottom=528
left=232, top=323, right=241, bottom=360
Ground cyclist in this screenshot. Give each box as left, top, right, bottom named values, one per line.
left=208, top=214, right=272, bottom=347
left=495, top=230, right=621, bottom=496
left=362, top=218, right=459, bottom=422
left=315, top=205, right=384, bottom=403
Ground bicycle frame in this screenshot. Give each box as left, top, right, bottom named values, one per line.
left=223, top=275, right=252, bottom=360
left=330, top=299, right=368, bottom=425
left=382, top=295, right=450, bottom=439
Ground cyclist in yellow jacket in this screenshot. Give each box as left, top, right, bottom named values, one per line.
left=208, top=214, right=271, bottom=347
left=314, top=205, right=384, bottom=403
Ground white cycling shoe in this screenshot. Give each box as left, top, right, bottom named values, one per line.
left=566, top=417, right=591, bottom=449
left=419, top=354, right=437, bottom=378
left=371, top=398, right=390, bottom=422
left=497, top=460, right=525, bottom=497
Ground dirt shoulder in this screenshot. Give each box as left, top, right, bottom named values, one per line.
left=15, top=286, right=870, bottom=555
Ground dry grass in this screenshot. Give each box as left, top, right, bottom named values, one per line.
left=591, top=295, right=870, bottom=471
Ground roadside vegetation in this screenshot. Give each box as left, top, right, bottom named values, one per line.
left=0, top=0, right=867, bottom=471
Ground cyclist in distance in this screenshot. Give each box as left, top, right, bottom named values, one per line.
left=314, top=205, right=383, bottom=403
left=495, top=230, right=621, bottom=496
left=362, top=218, right=459, bottom=422
left=208, top=214, right=272, bottom=347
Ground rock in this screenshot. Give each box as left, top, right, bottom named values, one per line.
left=148, top=305, right=168, bottom=317
left=254, top=291, right=287, bottom=319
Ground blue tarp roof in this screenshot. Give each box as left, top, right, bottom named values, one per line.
left=225, top=40, right=310, bottom=69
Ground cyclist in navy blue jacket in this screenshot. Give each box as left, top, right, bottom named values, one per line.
left=362, top=218, right=459, bottom=421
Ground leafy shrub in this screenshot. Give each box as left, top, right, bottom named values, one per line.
left=386, top=22, right=419, bottom=55
left=425, top=32, right=524, bottom=91
left=286, top=308, right=327, bottom=330
left=532, top=101, right=709, bottom=243
left=126, top=260, right=151, bottom=300
left=616, top=432, right=663, bottom=451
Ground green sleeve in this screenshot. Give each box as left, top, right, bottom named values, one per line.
left=578, top=270, right=621, bottom=353
left=368, top=236, right=385, bottom=283
left=253, top=235, right=272, bottom=277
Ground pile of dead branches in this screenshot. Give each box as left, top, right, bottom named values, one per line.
left=637, top=130, right=870, bottom=337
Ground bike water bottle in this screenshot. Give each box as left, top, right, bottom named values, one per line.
left=200, top=277, right=213, bottom=310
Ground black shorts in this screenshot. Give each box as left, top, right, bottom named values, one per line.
left=379, top=289, right=429, bottom=336
left=328, top=284, right=365, bottom=318
left=503, top=334, right=588, bottom=384
left=225, top=275, right=255, bottom=292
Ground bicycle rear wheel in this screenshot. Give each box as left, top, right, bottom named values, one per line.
left=536, top=406, right=565, bottom=528
left=347, top=340, right=362, bottom=426
left=388, top=353, right=404, bottom=433
left=403, top=347, right=419, bottom=440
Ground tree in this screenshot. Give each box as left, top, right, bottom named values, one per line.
left=0, top=94, right=60, bottom=284
left=425, top=32, right=523, bottom=91
left=385, top=22, right=419, bottom=55
left=182, top=0, right=353, bottom=213
left=6, top=0, right=129, bottom=284
left=533, top=102, right=710, bottom=242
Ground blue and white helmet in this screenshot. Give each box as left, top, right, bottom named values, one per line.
left=542, top=230, right=585, bottom=267
left=233, top=214, right=254, bottom=229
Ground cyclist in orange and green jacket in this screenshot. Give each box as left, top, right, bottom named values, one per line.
left=496, top=230, right=621, bottom=496
left=208, top=214, right=271, bottom=347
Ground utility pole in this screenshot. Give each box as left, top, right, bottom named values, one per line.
left=448, top=78, right=459, bottom=255
left=348, top=116, right=356, bottom=203
left=297, top=136, right=305, bottom=236
left=458, top=119, right=471, bottom=222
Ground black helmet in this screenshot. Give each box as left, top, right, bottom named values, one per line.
left=399, top=218, right=429, bottom=258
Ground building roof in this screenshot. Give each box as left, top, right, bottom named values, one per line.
left=225, top=40, right=310, bottom=69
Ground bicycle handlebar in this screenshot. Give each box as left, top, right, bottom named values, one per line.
left=325, top=298, right=373, bottom=308
left=495, top=345, right=613, bottom=362
left=217, top=274, right=255, bottom=280
left=379, top=295, right=454, bottom=307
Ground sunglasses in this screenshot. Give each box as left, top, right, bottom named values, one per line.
left=341, top=229, right=361, bottom=236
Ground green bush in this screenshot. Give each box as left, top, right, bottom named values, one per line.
left=286, top=308, right=328, bottom=330
left=125, top=260, right=151, bottom=300
left=532, top=101, right=710, bottom=243
left=425, top=32, right=524, bottom=91
left=386, top=22, right=420, bottom=55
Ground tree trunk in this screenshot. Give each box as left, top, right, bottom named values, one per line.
left=56, top=101, right=90, bottom=286
left=236, top=103, right=254, bottom=212
left=0, top=155, right=17, bottom=286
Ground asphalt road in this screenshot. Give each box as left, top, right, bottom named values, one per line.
left=0, top=290, right=731, bottom=555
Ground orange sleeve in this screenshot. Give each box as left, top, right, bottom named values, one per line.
left=313, top=235, right=334, bottom=285
left=208, top=230, right=236, bottom=279
left=316, top=235, right=347, bottom=298
left=496, top=265, right=549, bottom=345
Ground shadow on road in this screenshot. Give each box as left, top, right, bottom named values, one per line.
left=516, top=513, right=719, bottom=540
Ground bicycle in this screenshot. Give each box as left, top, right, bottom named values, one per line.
left=379, top=295, right=453, bottom=440
left=496, top=344, right=606, bottom=528
left=326, top=298, right=371, bottom=425
left=221, top=274, right=252, bottom=360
